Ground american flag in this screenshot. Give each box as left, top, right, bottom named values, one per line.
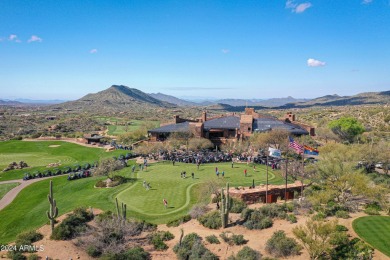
left=288, top=136, right=304, bottom=154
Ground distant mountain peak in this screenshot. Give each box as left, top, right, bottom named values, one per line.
left=52, top=85, right=175, bottom=112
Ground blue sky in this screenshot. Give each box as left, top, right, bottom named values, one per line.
left=1, top=0, right=389, bottom=100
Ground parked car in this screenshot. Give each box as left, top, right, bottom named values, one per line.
left=375, top=162, right=383, bottom=169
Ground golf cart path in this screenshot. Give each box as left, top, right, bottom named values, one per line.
left=0, top=176, right=62, bottom=211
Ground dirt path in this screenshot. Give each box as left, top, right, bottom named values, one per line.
left=0, top=175, right=63, bottom=211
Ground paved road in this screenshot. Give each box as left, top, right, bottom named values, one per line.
left=0, top=176, right=62, bottom=211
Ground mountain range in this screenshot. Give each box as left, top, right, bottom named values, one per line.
left=2, top=85, right=390, bottom=112
left=149, top=93, right=310, bottom=107
left=280, top=91, right=390, bottom=108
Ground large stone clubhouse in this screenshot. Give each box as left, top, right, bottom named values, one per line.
left=148, top=108, right=315, bottom=145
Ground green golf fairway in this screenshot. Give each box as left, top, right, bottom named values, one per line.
left=353, top=216, right=390, bottom=257
left=0, top=183, right=19, bottom=199
left=0, top=161, right=287, bottom=244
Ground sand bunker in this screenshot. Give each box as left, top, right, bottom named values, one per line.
left=48, top=145, right=61, bottom=148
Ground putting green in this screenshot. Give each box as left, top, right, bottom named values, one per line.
left=0, top=153, right=76, bottom=168
left=0, top=140, right=125, bottom=181
left=353, top=216, right=390, bottom=257
left=116, top=161, right=282, bottom=221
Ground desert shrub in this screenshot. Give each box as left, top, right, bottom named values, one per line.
left=166, top=214, right=191, bottom=227
left=230, top=198, right=247, bottom=213
left=286, top=214, right=297, bottom=223
left=285, top=202, right=295, bottom=212
left=219, top=231, right=247, bottom=245
left=16, top=230, right=43, bottom=244
left=241, top=208, right=254, bottom=221
left=259, top=204, right=287, bottom=219
left=147, top=231, right=175, bottom=251
left=6, top=251, right=26, bottom=260
left=7, top=230, right=43, bottom=259
left=149, top=235, right=168, bottom=251
left=73, top=206, right=94, bottom=221
left=206, top=235, right=220, bottom=244
left=160, top=231, right=175, bottom=241
left=227, top=246, right=261, bottom=260
left=51, top=207, right=93, bottom=240
left=139, top=220, right=157, bottom=232
left=335, top=224, right=349, bottom=232
left=81, top=216, right=153, bottom=257
left=95, top=180, right=106, bottom=188
left=198, top=210, right=222, bottom=229
left=331, top=237, right=374, bottom=260
left=96, top=210, right=114, bottom=221
left=100, top=246, right=150, bottom=260
left=87, top=245, right=102, bottom=257
left=173, top=233, right=218, bottom=260
left=190, top=204, right=210, bottom=219
left=232, top=234, right=247, bottom=245
left=27, top=255, right=39, bottom=260
left=364, top=202, right=381, bottom=215
left=312, top=212, right=326, bottom=220
left=265, top=230, right=302, bottom=257
left=364, top=207, right=380, bottom=215
left=335, top=210, right=350, bottom=219
left=243, top=210, right=273, bottom=230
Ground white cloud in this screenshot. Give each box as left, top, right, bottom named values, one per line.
left=362, top=0, right=373, bottom=4
left=285, top=0, right=296, bottom=9
left=295, top=3, right=312, bottom=13
left=27, top=35, right=43, bottom=43
left=285, top=0, right=312, bottom=13
left=9, top=34, right=18, bottom=41
left=221, top=49, right=230, bottom=54
left=90, top=49, right=98, bottom=54
left=307, top=58, right=326, bottom=67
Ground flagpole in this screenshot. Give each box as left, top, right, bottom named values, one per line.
left=266, top=155, right=268, bottom=204
left=285, top=158, right=288, bottom=202
left=301, top=144, right=305, bottom=197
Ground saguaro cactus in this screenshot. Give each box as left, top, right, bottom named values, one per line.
left=47, top=180, right=58, bottom=234
left=115, top=197, right=127, bottom=220
left=221, top=182, right=230, bottom=228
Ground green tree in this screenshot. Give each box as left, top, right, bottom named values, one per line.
left=93, top=158, right=125, bottom=180
left=188, top=138, right=213, bottom=150
left=249, top=129, right=289, bottom=151
left=307, top=143, right=387, bottom=210
left=328, top=117, right=365, bottom=143
left=293, top=219, right=347, bottom=259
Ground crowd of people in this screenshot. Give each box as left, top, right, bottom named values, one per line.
left=134, top=149, right=283, bottom=169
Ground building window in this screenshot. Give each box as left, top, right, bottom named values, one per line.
left=248, top=127, right=251, bottom=131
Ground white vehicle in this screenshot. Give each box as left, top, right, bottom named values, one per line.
left=375, top=163, right=383, bottom=169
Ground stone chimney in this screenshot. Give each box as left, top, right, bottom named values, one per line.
left=202, top=111, right=207, bottom=122
left=174, top=115, right=180, bottom=123
left=285, top=112, right=295, bottom=122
